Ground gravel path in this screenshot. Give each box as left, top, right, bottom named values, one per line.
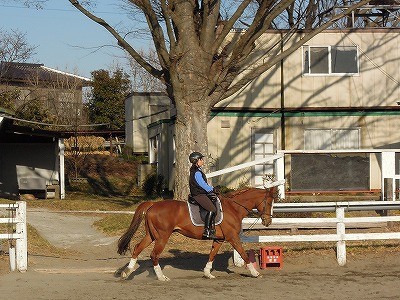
left=27, top=208, right=118, bottom=251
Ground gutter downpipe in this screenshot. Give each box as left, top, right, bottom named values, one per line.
left=280, top=32, right=286, bottom=150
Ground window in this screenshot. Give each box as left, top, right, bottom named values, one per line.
left=304, top=128, right=360, bottom=150
left=252, top=130, right=275, bottom=187
left=303, top=45, right=359, bottom=75
left=149, top=135, right=160, bottom=164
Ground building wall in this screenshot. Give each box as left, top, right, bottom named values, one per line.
left=0, top=85, right=85, bottom=128
left=217, top=29, right=400, bottom=109
left=207, top=113, right=281, bottom=189
left=125, top=93, right=171, bottom=154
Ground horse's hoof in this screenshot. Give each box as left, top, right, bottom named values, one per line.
left=204, top=274, right=216, bottom=279
left=158, top=275, right=170, bottom=281
left=121, top=267, right=133, bottom=279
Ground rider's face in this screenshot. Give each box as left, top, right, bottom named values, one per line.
left=197, top=158, right=204, bottom=167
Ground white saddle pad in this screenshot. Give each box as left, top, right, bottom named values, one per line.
left=187, top=198, right=223, bottom=226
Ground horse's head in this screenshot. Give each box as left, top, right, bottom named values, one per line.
left=254, top=186, right=277, bottom=227
left=225, top=186, right=278, bottom=227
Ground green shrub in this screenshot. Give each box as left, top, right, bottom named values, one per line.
left=142, top=173, right=164, bottom=197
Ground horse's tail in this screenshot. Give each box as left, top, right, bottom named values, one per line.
left=117, top=201, right=154, bottom=255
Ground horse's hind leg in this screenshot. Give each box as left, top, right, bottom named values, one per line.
left=204, top=240, right=223, bottom=279
left=121, top=233, right=153, bottom=279
left=150, top=237, right=170, bottom=281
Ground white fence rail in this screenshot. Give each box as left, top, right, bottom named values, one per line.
left=207, top=154, right=285, bottom=197
left=0, top=201, right=27, bottom=272
left=234, top=200, right=400, bottom=267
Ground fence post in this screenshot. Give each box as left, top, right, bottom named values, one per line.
left=15, top=201, right=27, bottom=272
left=275, top=155, right=285, bottom=199
left=9, top=245, right=16, bottom=271
left=336, top=207, right=346, bottom=266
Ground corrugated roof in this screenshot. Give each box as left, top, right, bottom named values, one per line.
left=0, top=61, right=91, bottom=85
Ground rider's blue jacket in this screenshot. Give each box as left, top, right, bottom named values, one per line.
left=189, top=165, right=213, bottom=195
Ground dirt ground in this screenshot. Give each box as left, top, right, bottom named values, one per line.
left=1, top=209, right=400, bottom=300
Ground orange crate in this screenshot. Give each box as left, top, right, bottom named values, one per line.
left=259, top=246, right=283, bottom=269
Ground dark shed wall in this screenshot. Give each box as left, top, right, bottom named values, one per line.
left=0, top=143, right=58, bottom=199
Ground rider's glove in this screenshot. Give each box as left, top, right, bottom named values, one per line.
left=207, top=191, right=218, bottom=203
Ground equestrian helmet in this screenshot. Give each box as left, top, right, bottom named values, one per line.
left=189, top=152, right=204, bottom=164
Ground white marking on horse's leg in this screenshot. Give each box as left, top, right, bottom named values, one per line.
left=247, top=263, right=261, bottom=278
left=203, top=261, right=216, bottom=279
left=128, top=258, right=137, bottom=269
left=121, top=258, right=137, bottom=279
left=154, top=264, right=170, bottom=281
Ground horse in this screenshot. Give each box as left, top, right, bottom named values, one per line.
left=117, top=186, right=277, bottom=281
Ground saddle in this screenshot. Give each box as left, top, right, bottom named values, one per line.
left=187, top=195, right=223, bottom=226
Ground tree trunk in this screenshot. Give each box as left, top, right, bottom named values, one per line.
left=173, top=100, right=209, bottom=200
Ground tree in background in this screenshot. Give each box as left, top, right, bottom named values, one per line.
left=0, top=29, right=37, bottom=111
left=0, top=29, right=37, bottom=64
left=127, top=49, right=165, bottom=93
left=87, top=69, right=131, bottom=130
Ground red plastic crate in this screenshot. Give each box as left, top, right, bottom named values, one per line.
left=259, top=246, right=283, bottom=269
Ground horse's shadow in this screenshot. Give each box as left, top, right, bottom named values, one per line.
left=114, top=250, right=236, bottom=280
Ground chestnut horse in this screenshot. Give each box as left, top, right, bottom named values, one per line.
left=117, top=186, right=277, bottom=281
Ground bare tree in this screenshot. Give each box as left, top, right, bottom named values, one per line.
left=127, top=49, right=165, bottom=92
left=0, top=29, right=37, bottom=108
left=0, top=29, right=37, bottom=64
left=24, top=0, right=372, bottom=199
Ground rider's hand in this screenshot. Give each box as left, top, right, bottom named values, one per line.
left=207, top=191, right=218, bottom=202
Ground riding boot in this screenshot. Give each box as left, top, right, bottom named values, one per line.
left=203, top=211, right=217, bottom=239
left=209, top=211, right=216, bottom=236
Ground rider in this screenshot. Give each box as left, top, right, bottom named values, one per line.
left=188, top=152, right=218, bottom=239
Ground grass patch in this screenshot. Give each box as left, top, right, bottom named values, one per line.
left=93, top=214, right=133, bottom=235
left=0, top=192, right=148, bottom=212
left=26, top=224, right=75, bottom=256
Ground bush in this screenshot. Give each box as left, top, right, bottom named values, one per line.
left=65, top=154, right=139, bottom=196
left=142, top=173, right=164, bottom=197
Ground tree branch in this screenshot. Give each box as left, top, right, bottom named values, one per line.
left=211, top=0, right=252, bottom=54
left=69, top=0, right=164, bottom=80
left=134, top=0, right=171, bottom=69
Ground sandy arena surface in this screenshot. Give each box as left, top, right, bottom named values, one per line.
left=1, top=208, right=400, bottom=300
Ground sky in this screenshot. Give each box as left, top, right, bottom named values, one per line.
left=0, top=1, right=143, bottom=79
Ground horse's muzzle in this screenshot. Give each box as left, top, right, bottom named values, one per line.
left=261, top=215, right=272, bottom=227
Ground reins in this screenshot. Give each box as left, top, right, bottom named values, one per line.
left=231, top=188, right=274, bottom=218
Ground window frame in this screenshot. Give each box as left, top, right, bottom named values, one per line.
left=303, top=45, right=359, bottom=76
left=304, top=128, right=361, bottom=150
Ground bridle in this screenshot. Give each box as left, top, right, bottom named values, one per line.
left=255, top=190, right=274, bottom=225
left=232, top=188, right=274, bottom=221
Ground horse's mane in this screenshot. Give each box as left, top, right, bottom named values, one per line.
left=222, top=187, right=255, bottom=199
left=221, top=186, right=279, bottom=201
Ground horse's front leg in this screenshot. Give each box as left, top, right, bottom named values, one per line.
left=228, top=236, right=260, bottom=278
left=204, top=240, right=223, bottom=279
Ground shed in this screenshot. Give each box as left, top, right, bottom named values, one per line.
left=0, top=115, right=66, bottom=199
